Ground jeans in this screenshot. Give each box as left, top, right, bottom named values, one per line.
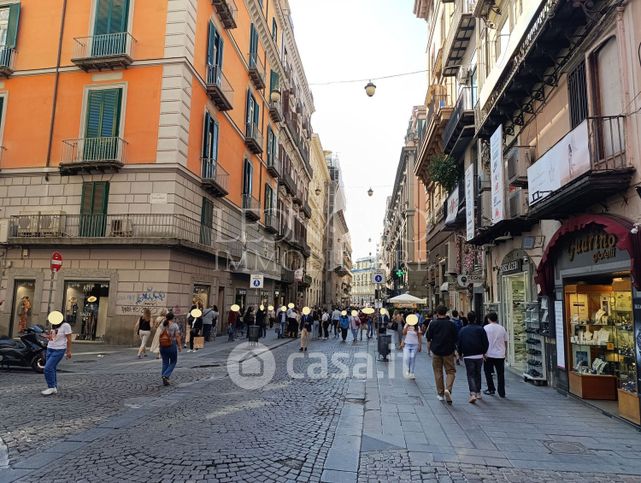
left=350, top=328, right=358, bottom=341
left=279, top=320, right=286, bottom=338
left=341, top=327, right=348, bottom=341
left=44, top=348, right=65, bottom=388
left=484, top=357, right=506, bottom=396
left=432, top=353, right=456, bottom=396
left=203, top=324, right=213, bottom=342
left=334, top=321, right=340, bottom=338
left=403, top=343, right=418, bottom=374
left=160, top=344, right=178, bottom=378
left=464, top=358, right=483, bottom=394
left=367, top=321, right=373, bottom=338
left=322, top=321, right=330, bottom=338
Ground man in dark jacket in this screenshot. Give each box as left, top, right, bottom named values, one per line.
left=426, top=305, right=458, bottom=404
left=458, top=311, right=489, bottom=404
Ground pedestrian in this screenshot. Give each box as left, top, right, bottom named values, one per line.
left=256, top=305, right=267, bottom=338
left=286, top=305, right=296, bottom=338
left=332, top=306, right=341, bottom=338
left=202, top=305, right=215, bottom=342
left=394, top=312, right=404, bottom=349
left=300, top=315, right=311, bottom=352
left=268, top=305, right=276, bottom=329
left=339, top=310, right=349, bottom=342
left=278, top=306, right=287, bottom=338
left=321, top=309, right=330, bottom=340
left=402, top=314, right=422, bottom=380
left=350, top=310, right=360, bottom=344
left=158, top=312, right=182, bottom=386
left=211, top=305, right=219, bottom=341
left=458, top=311, right=489, bottom=404
left=134, top=309, right=152, bottom=359
left=426, top=305, right=458, bottom=404
left=450, top=310, right=463, bottom=365
left=379, top=308, right=390, bottom=335
left=188, top=304, right=203, bottom=352
left=227, top=306, right=239, bottom=342
left=312, top=309, right=320, bottom=340
left=150, top=309, right=168, bottom=359
left=41, top=312, right=72, bottom=396
left=484, top=312, right=508, bottom=398
left=243, top=306, right=255, bottom=339
left=366, top=313, right=374, bottom=339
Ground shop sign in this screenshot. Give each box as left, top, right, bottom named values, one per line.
left=555, top=300, right=565, bottom=369
left=500, top=259, right=523, bottom=275
left=633, top=297, right=641, bottom=391
left=445, top=188, right=459, bottom=225
left=294, top=268, right=303, bottom=282
left=568, top=232, right=617, bottom=264
left=490, top=125, right=505, bottom=225
left=465, top=164, right=475, bottom=240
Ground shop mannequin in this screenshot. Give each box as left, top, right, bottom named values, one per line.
left=17, top=296, right=32, bottom=333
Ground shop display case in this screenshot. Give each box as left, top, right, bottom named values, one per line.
left=523, top=301, right=547, bottom=384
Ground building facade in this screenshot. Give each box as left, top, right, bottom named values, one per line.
left=414, top=0, right=641, bottom=425
left=0, top=0, right=316, bottom=343
left=350, top=256, right=377, bottom=306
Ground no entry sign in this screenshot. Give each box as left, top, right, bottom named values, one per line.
left=50, top=251, right=63, bottom=272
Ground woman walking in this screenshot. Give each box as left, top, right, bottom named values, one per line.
left=350, top=310, right=360, bottom=344
left=150, top=309, right=168, bottom=359
left=403, top=314, right=422, bottom=379
left=41, top=311, right=72, bottom=396
left=159, top=312, right=181, bottom=386
left=136, top=309, right=152, bottom=359
left=339, top=311, right=350, bottom=342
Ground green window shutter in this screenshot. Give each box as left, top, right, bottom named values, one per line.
left=270, top=70, right=279, bottom=93
left=265, top=184, right=272, bottom=211
left=80, top=182, right=109, bottom=237
left=266, top=127, right=273, bottom=165
left=5, top=3, right=20, bottom=49
left=94, top=0, right=130, bottom=35
left=200, top=197, right=214, bottom=245
left=85, top=88, right=122, bottom=139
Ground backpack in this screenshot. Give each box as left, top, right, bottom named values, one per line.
left=159, top=326, right=172, bottom=348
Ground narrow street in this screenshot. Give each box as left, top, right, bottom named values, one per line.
left=2, top=333, right=640, bottom=482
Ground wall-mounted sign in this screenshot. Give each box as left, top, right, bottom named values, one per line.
left=150, top=193, right=168, bottom=204
left=500, top=259, right=523, bottom=275
left=568, top=232, right=617, bottom=264
left=490, top=125, right=505, bottom=224
left=465, top=164, right=475, bottom=241
left=445, top=188, right=459, bottom=225
left=528, top=120, right=589, bottom=205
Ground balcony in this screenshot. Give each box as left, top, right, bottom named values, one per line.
left=6, top=213, right=242, bottom=259
left=264, top=209, right=279, bottom=234
left=279, top=171, right=296, bottom=196
left=443, top=181, right=465, bottom=230
left=442, top=87, right=475, bottom=158
left=416, top=90, right=454, bottom=182
left=301, top=242, right=311, bottom=258
left=527, top=115, right=634, bottom=219
left=269, top=100, right=283, bottom=122
left=248, top=53, right=266, bottom=90
left=59, top=137, right=126, bottom=175
left=245, top=122, right=263, bottom=154
left=212, top=0, right=238, bottom=29
left=299, top=274, right=312, bottom=288
left=292, top=189, right=303, bottom=206
left=302, top=201, right=312, bottom=219
left=0, top=47, right=15, bottom=77
left=267, top=155, right=280, bottom=178
left=206, top=65, right=234, bottom=111
left=242, top=194, right=261, bottom=222
left=281, top=267, right=295, bottom=284
left=442, top=0, right=476, bottom=77
left=71, top=32, right=135, bottom=71
left=201, top=158, right=229, bottom=197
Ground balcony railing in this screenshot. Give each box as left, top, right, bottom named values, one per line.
left=302, top=201, right=312, bottom=219
left=0, top=47, right=15, bottom=77
left=442, top=0, right=476, bottom=77
left=248, top=53, right=266, bottom=90
left=269, top=100, right=283, bottom=122
left=242, top=194, right=261, bottom=221
left=279, top=171, right=296, bottom=196
left=60, top=137, right=126, bottom=174
left=71, top=32, right=135, bottom=71
left=442, top=87, right=475, bottom=155
left=292, top=189, right=303, bottom=206
left=201, top=158, right=229, bottom=197
left=245, top=122, right=263, bottom=154
left=206, top=65, right=234, bottom=111
left=212, top=0, right=238, bottom=29
left=267, top=155, right=280, bottom=178
left=264, top=208, right=279, bottom=234
left=7, top=213, right=242, bottom=259
left=281, top=267, right=295, bottom=284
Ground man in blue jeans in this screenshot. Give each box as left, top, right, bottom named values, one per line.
left=42, top=313, right=73, bottom=396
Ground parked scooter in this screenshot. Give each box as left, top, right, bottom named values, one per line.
left=0, top=325, right=48, bottom=373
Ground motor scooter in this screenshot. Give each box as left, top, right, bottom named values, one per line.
left=0, top=325, right=48, bottom=373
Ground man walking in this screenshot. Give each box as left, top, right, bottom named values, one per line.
left=450, top=310, right=463, bottom=365
left=202, top=305, right=215, bottom=342
left=484, top=312, right=508, bottom=397
left=331, top=306, right=341, bottom=338
left=321, top=309, right=330, bottom=340
left=426, top=305, right=458, bottom=404
left=458, top=311, right=489, bottom=404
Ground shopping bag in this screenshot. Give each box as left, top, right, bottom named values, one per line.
left=193, top=336, right=205, bottom=349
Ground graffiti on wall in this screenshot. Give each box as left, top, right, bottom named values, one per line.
left=116, top=288, right=167, bottom=315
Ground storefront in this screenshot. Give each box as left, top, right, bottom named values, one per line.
left=62, top=280, right=110, bottom=341
left=536, top=214, right=641, bottom=425
left=498, top=249, right=537, bottom=373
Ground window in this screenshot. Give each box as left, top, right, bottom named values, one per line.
left=80, top=181, right=109, bottom=237
left=0, top=3, right=19, bottom=52
left=206, top=21, right=224, bottom=85
left=270, top=70, right=279, bottom=95
left=242, top=159, right=253, bottom=196
left=202, top=112, right=219, bottom=178
left=93, top=0, right=130, bottom=56
left=265, top=184, right=274, bottom=211
left=246, top=90, right=259, bottom=131
left=84, top=87, right=123, bottom=160
left=266, top=127, right=277, bottom=167
left=249, top=23, right=258, bottom=62
left=271, top=18, right=278, bottom=44
left=200, top=197, right=214, bottom=245
left=568, top=61, right=588, bottom=129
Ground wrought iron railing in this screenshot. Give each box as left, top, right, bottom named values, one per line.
left=587, top=115, right=627, bottom=170
left=201, top=158, right=229, bottom=190
left=0, top=46, right=15, bottom=70
left=212, top=0, right=238, bottom=28
left=206, top=65, right=234, bottom=102
left=442, top=87, right=475, bottom=147
left=265, top=208, right=279, bottom=231
left=246, top=122, right=263, bottom=148
left=61, top=137, right=126, bottom=164
left=72, top=32, right=135, bottom=59
left=242, top=194, right=260, bottom=216
left=248, top=52, right=265, bottom=85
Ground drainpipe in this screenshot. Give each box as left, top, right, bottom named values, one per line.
left=45, top=0, right=68, bottom=180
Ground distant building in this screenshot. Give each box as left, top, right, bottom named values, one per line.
left=350, top=257, right=377, bottom=306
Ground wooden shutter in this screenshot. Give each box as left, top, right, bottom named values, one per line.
left=94, top=0, right=130, bottom=35
left=270, top=70, right=279, bottom=93
left=200, top=197, right=214, bottom=245
left=80, top=182, right=109, bottom=237
left=265, top=185, right=273, bottom=210
left=249, top=24, right=258, bottom=57
left=267, top=127, right=273, bottom=164
left=85, top=88, right=122, bottom=138
left=5, top=3, right=20, bottom=48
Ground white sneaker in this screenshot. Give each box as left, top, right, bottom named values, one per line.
left=437, top=395, right=444, bottom=401
left=444, top=389, right=453, bottom=405
left=409, top=373, right=416, bottom=380
left=403, top=371, right=410, bottom=379
left=41, top=387, right=58, bottom=396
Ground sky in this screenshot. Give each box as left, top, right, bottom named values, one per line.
left=289, top=0, right=427, bottom=261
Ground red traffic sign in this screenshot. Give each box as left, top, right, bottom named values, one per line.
left=50, top=251, right=63, bottom=272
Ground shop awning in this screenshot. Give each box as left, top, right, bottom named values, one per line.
left=387, top=293, right=427, bottom=305
left=535, top=214, right=641, bottom=296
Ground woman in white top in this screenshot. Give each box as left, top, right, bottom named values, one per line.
left=42, top=317, right=73, bottom=396
left=402, top=314, right=422, bottom=380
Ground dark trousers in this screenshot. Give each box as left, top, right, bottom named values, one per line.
left=341, top=327, right=348, bottom=341
left=203, top=324, right=212, bottom=342
left=484, top=357, right=506, bottom=396
left=464, top=358, right=483, bottom=394
left=322, top=321, right=330, bottom=338
left=189, top=329, right=200, bottom=350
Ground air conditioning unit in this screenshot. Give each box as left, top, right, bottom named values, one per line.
left=38, top=212, right=66, bottom=236
left=477, top=171, right=491, bottom=192
left=508, top=189, right=529, bottom=218
left=110, top=218, right=134, bottom=237
left=457, top=66, right=470, bottom=85
left=16, top=215, right=38, bottom=237
left=506, top=146, right=533, bottom=188
left=446, top=241, right=458, bottom=275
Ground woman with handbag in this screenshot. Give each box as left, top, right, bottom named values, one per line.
left=159, top=312, right=181, bottom=386
left=150, top=309, right=168, bottom=359
left=136, top=309, right=152, bottom=359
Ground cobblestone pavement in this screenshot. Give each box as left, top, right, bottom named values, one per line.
left=2, top=331, right=641, bottom=482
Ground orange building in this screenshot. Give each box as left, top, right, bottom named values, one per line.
left=0, top=0, right=315, bottom=343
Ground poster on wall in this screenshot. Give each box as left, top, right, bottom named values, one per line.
left=445, top=188, right=459, bottom=225
left=465, top=164, right=475, bottom=241
left=490, top=125, right=505, bottom=224
left=555, top=300, right=565, bottom=369
left=527, top=120, right=589, bottom=205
